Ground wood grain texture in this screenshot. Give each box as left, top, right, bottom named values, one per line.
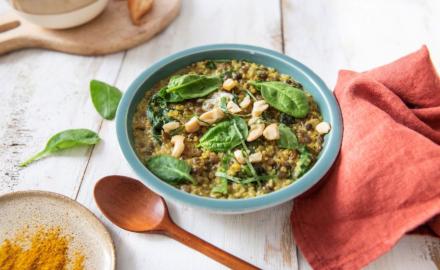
left=94, top=175, right=260, bottom=269
left=76, top=1, right=297, bottom=269
left=0, top=23, right=124, bottom=197
left=283, top=0, right=440, bottom=269
left=0, top=0, right=181, bottom=55
left=0, top=0, right=439, bottom=269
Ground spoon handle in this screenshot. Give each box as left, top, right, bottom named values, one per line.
left=162, top=220, right=260, bottom=270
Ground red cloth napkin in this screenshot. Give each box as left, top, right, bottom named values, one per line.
left=291, top=46, right=440, bottom=270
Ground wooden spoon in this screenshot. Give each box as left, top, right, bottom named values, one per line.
left=94, top=175, right=260, bottom=270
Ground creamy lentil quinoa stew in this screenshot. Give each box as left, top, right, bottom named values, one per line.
left=132, top=60, right=331, bottom=199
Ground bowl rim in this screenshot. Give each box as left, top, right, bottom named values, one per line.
left=116, top=43, right=342, bottom=213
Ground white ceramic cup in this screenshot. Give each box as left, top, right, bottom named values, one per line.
left=10, top=0, right=110, bottom=29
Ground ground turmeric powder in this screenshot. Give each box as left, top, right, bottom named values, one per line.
left=0, top=226, right=85, bottom=270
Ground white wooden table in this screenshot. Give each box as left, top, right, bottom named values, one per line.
left=1, top=1, right=440, bottom=269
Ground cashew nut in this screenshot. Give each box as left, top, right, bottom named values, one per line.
left=162, top=121, right=180, bottom=133
left=233, top=149, right=246, bottom=164
left=199, top=107, right=224, bottom=125
left=239, top=95, right=251, bottom=109
left=248, top=116, right=261, bottom=126
left=251, top=100, right=269, bottom=117
left=227, top=101, right=241, bottom=113
left=246, top=123, right=265, bottom=142
left=202, top=91, right=234, bottom=111
left=263, top=123, right=280, bottom=140
left=223, top=78, right=237, bottom=91
left=316, top=121, right=331, bottom=134
left=185, top=117, right=200, bottom=133
left=249, top=152, right=262, bottom=163
left=171, top=135, right=185, bottom=158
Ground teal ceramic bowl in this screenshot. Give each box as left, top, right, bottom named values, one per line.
left=116, top=44, right=342, bottom=214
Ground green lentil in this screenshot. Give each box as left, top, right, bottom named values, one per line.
left=132, top=60, right=325, bottom=199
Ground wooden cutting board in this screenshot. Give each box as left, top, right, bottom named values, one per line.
left=0, top=0, right=181, bottom=55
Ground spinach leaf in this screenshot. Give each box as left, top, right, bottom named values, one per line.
left=214, top=172, right=242, bottom=183
left=166, top=74, right=221, bottom=101
left=241, top=174, right=273, bottom=184
left=146, top=75, right=220, bottom=140
left=294, top=145, right=313, bottom=178
left=221, top=70, right=233, bottom=79
left=146, top=155, right=195, bottom=184
left=157, top=86, right=183, bottom=103
left=90, top=80, right=122, bottom=120
left=211, top=178, right=228, bottom=194
left=251, top=81, right=309, bottom=118
left=219, top=96, right=228, bottom=114
left=205, top=60, right=217, bottom=70
left=278, top=124, right=299, bottom=150
left=211, top=153, right=233, bottom=194
left=146, top=88, right=172, bottom=141
left=231, top=121, right=258, bottom=178
left=279, top=112, right=295, bottom=125
left=20, top=129, right=100, bottom=167
left=199, top=117, right=248, bottom=152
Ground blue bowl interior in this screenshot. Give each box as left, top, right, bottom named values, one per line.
left=117, top=44, right=342, bottom=213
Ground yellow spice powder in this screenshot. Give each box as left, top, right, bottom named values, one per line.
left=0, top=226, right=85, bottom=270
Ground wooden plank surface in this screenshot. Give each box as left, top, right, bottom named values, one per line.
left=75, top=1, right=297, bottom=269
left=0, top=0, right=124, bottom=197
left=282, top=0, right=440, bottom=269
left=0, top=0, right=439, bottom=269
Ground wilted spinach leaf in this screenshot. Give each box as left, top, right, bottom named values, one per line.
left=211, top=178, right=228, bottom=194
left=280, top=113, right=295, bottom=125
left=211, top=153, right=233, bottom=194
left=219, top=96, right=228, bottom=114
left=146, top=88, right=172, bottom=141
left=20, top=129, right=101, bottom=167
left=146, top=155, right=195, bottom=184
left=146, top=75, right=220, bottom=140
left=205, top=60, right=217, bottom=70
left=294, top=145, right=313, bottom=178
left=166, top=74, right=221, bottom=101
left=90, top=80, right=122, bottom=120
left=251, top=81, right=309, bottom=118
left=278, top=124, right=299, bottom=150
left=199, top=117, right=248, bottom=152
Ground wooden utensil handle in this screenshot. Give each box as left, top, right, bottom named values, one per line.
left=162, top=221, right=260, bottom=270
left=0, top=16, right=29, bottom=55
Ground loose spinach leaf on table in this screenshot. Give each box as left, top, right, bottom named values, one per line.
left=166, top=74, right=221, bottom=101
left=20, top=129, right=101, bottom=167
left=278, top=124, right=299, bottom=150
left=251, top=81, right=309, bottom=118
left=146, top=155, right=195, bottom=184
left=199, top=117, right=248, bottom=152
left=90, top=80, right=122, bottom=120
left=294, top=145, right=313, bottom=178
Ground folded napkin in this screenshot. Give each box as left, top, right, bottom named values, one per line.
left=291, top=46, right=440, bottom=270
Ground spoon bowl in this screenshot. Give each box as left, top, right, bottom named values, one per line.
left=94, top=175, right=167, bottom=232
left=93, top=175, right=260, bottom=270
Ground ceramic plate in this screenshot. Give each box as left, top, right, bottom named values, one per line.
left=0, top=191, right=115, bottom=270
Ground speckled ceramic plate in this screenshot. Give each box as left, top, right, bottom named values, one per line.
left=0, top=191, right=115, bottom=270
